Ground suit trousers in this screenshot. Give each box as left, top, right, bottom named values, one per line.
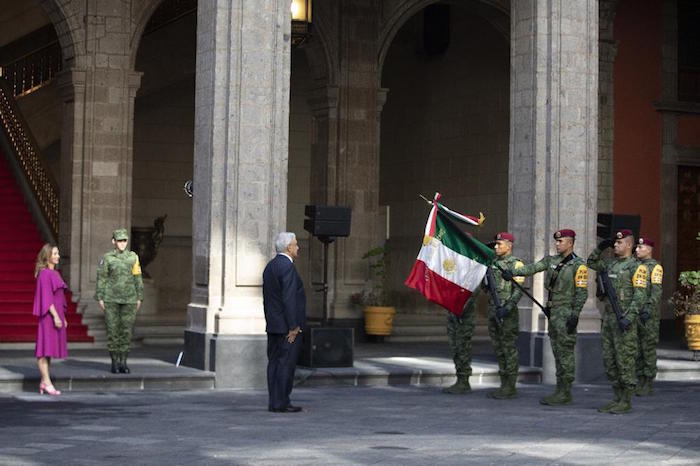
left=267, top=333, right=302, bottom=410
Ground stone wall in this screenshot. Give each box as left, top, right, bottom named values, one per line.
left=380, top=6, right=510, bottom=313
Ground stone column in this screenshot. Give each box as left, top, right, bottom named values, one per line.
left=183, top=0, right=291, bottom=388
left=509, top=0, right=602, bottom=381
left=55, top=66, right=142, bottom=335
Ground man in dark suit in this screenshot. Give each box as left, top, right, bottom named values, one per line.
left=263, top=232, right=306, bottom=413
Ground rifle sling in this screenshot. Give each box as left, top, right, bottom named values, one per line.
left=546, top=253, right=575, bottom=307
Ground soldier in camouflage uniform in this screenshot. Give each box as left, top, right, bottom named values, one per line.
left=443, top=295, right=477, bottom=394
left=485, top=232, right=524, bottom=399
left=588, top=229, right=648, bottom=414
left=95, top=229, right=144, bottom=374
left=634, top=237, right=663, bottom=396
left=505, top=229, right=588, bottom=405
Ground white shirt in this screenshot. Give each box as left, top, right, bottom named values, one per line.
left=278, top=253, right=293, bottom=263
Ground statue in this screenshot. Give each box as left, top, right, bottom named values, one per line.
left=130, top=214, right=167, bottom=279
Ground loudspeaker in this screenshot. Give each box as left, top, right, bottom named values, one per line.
left=303, top=205, right=352, bottom=238
left=298, top=327, right=354, bottom=368
left=597, top=213, right=641, bottom=240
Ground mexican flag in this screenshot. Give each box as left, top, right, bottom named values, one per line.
left=405, top=196, right=495, bottom=315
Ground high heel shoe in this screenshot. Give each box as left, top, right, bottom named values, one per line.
left=39, top=382, right=61, bottom=396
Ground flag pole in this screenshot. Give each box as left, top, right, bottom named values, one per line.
left=492, top=263, right=550, bottom=318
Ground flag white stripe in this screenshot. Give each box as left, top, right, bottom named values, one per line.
left=416, top=237, right=488, bottom=292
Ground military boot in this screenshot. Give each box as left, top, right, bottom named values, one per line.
left=610, top=388, right=632, bottom=414
left=647, top=378, right=654, bottom=395
left=118, top=353, right=131, bottom=374
left=540, top=380, right=563, bottom=405
left=635, top=376, right=649, bottom=396
left=598, top=385, right=622, bottom=413
left=109, top=352, right=119, bottom=374
left=546, top=381, right=573, bottom=405
left=443, top=375, right=471, bottom=394
left=487, top=375, right=506, bottom=399
left=492, top=375, right=517, bottom=399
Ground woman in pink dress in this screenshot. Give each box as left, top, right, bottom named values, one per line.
left=33, top=243, right=68, bottom=395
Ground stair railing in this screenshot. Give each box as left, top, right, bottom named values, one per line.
left=0, top=41, right=62, bottom=98
left=0, top=77, right=59, bottom=238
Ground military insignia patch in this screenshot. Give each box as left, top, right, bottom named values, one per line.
left=651, top=264, right=663, bottom=285
left=575, top=265, right=588, bottom=288
left=132, top=257, right=142, bottom=276
left=633, top=265, right=648, bottom=288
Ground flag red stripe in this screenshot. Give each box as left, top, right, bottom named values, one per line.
left=404, top=259, right=473, bottom=316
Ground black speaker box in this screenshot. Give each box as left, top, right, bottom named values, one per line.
left=303, top=205, right=352, bottom=238
left=597, top=213, right=641, bottom=239
left=298, top=327, right=354, bottom=368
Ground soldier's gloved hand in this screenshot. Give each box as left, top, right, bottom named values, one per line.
left=566, top=315, right=579, bottom=334
left=501, top=269, right=514, bottom=281
left=597, top=239, right=615, bottom=250
left=639, top=307, right=650, bottom=324
left=618, top=316, right=632, bottom=332
left=496, top=306, right=509, bottom=321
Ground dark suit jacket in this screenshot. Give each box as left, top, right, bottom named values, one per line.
left=262, top=254, right=306, bottom=334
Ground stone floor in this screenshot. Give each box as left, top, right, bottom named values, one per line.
left=1, top=381, right=699, bottom=465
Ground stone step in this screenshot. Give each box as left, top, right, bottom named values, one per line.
left=295, top=360, right=543, bottom=388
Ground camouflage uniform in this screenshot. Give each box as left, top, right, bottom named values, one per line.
left=96, top=229, right=144, bottom=373
left=515, top=253, right=588, bottom=405
left=636, top=257, right=663, bottom=395
left=588, top=247, right=647, bottom=413
left=444, top=295, right=477, bottom=394
left=486, top=255, right=524, bottom=399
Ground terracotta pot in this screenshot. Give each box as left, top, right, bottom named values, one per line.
left=364, top=306, right=396, bottom=336
left=685, top=314, right=700, bottom=351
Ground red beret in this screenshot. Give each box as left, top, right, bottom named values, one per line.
left=615, top=229, right=634, bottom=239
left=553, top=229, right=576, bottom=239
left=638, top=237, right=655, bottom=247
left=495, top=232, right=515, bottom=242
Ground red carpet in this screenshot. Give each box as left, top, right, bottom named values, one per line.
left=0, top=151, right=92, bottom=343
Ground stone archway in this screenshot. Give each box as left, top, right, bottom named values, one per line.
left=39, top=0, right=82, bottom=67
left=379, top=1, right=511, bottom=334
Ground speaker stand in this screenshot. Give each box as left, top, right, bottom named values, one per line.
left=313, top=235, right=335, bottom=327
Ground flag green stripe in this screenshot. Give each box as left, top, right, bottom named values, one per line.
left=435, top=211, right=495, bottom=265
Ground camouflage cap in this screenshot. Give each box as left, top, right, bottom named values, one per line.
left=112, top=228, right=129, bottom=240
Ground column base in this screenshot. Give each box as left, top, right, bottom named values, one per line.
left=183, top=331, right=267, bottom=388
left=518, top=331, right=605, bottom=383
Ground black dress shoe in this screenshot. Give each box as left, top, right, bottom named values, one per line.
left=269, top=405, right=302, bottom=413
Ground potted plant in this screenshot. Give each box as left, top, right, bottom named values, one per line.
left=670, top=270, right=700, bottom=352
left=352, top=245, right=396, bottom=337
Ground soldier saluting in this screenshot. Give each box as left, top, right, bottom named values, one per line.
left=503, top=229, right=588, bottom=406
left=634, top=237, right=663, bottom=396
left=95, top=229, right=144, bottom=374
left=588, top=229, right=648, bottom=414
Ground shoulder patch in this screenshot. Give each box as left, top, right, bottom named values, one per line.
left=633, top=265, right=648, bottom=288
left=575, top=264, right=588, bottom=288
left=651, top=264, right=663, bottom=285
left=513, top=261, right=525, bottom=284
left=132, top=256, right=142, bottom=276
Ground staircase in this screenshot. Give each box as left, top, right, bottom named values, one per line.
left=0, top=150, right=92, bottom=343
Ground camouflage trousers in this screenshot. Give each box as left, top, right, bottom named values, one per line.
left=548, top=306, right=578, bottom=385
left=601, top=311, right=638, bottom=390
left=487, top=305, right=519, bottom=377
left=104, top=302, right=138, bottom=353
left=446, top=308, right=475, bottom=379
left=636, top=312, right=660, bottom=379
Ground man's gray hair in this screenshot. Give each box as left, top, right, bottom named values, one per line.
left=274, top=232, right=296, bottom=253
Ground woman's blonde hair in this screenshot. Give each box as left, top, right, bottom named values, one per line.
left=34, top=243, right=57, bottom=278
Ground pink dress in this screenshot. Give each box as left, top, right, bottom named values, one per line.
left=33, top=268, right=68, bottom=358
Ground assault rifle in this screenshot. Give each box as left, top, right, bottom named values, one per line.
left=484, top=267, right=504, bottom=326
left=597, top=270, right=631, bottom=332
